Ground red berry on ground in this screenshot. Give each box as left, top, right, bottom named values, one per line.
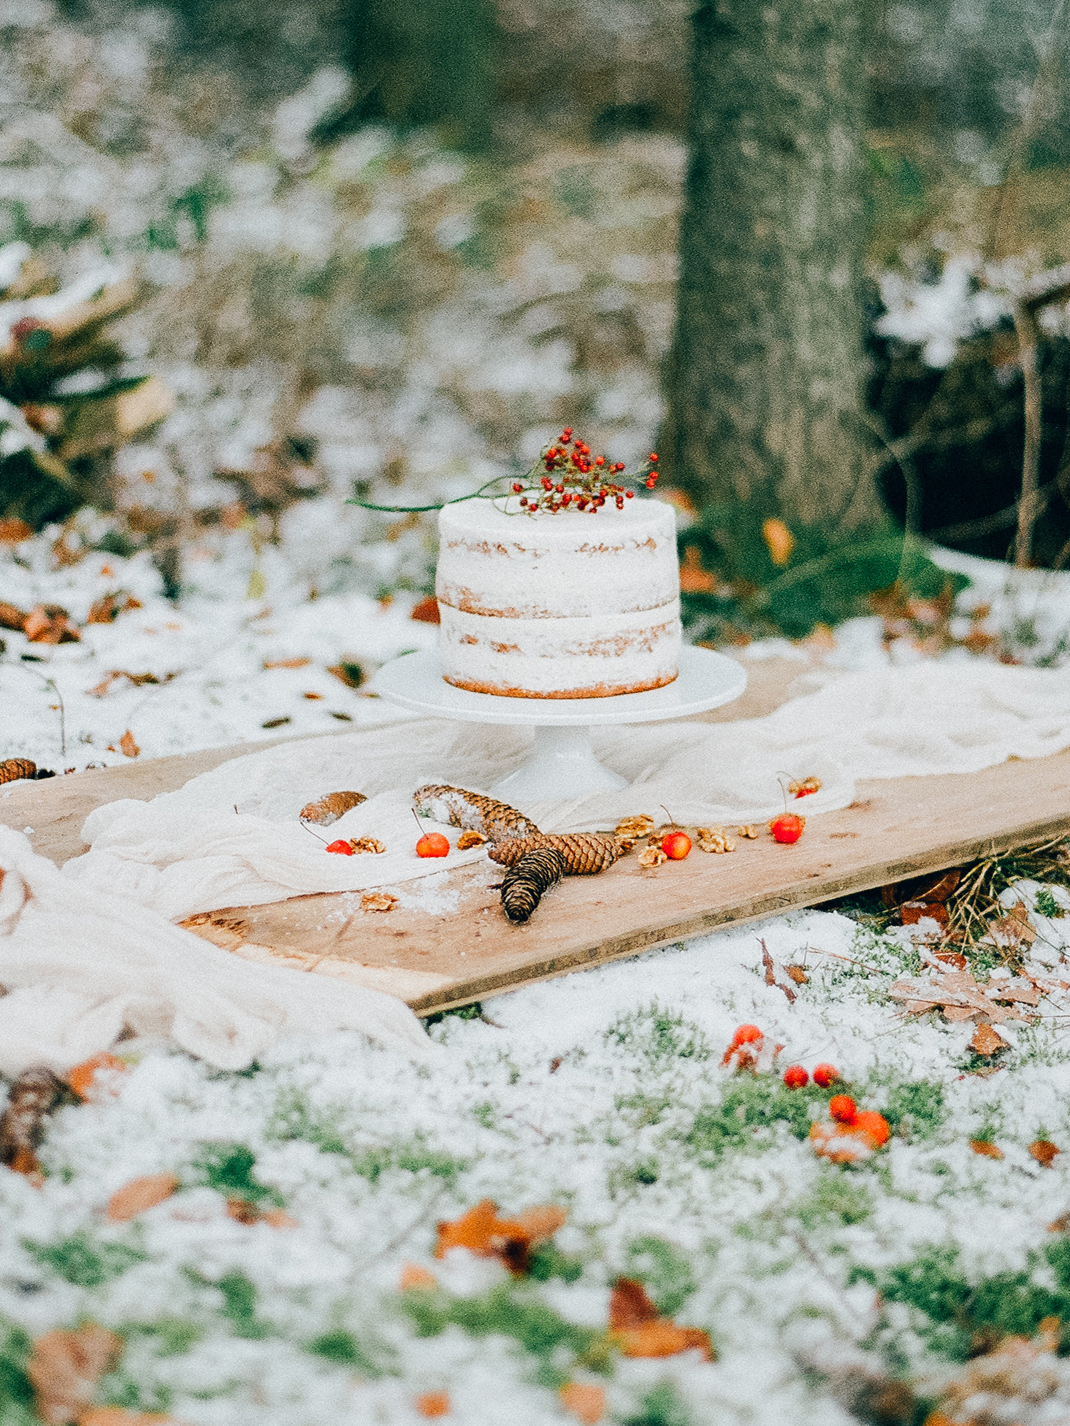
left=661, top=830, right=692, bottom=860
left=416, top=832, right=450, bottom=858
left=731, top=1024, right=763, bottom=1047
left=783, top=1065, right=809, bottom=1089
left=625, top=489, right=634, bottom=498
left=812, top=1063, right=838, bottom=1088
left=770, top=813, right=805, bottom=844
left=645, top=477, right=657, bottom=488
left=829, top=1094, right=858, bottom=1125
left=649, top=453, right=658, bottom=462
left=326, top=839, right=354, bottom=855
left=853, top=1110, right=890, bottom=1147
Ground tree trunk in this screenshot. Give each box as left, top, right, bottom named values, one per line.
left=665, top=0, right=881, bottom=530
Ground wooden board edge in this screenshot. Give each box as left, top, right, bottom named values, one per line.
left=407, top=808, right=1070, bottom=1014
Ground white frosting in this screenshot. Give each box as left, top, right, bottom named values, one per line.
left=435, top=497, right=681, bottom=698
left=436, top=497, right=678, bottom=618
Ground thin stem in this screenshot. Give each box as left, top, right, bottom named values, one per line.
left=1012, top=299, right=1043, bottom=569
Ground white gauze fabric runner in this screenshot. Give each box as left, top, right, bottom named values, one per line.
left=4, top=659, right=1070, bottom=1074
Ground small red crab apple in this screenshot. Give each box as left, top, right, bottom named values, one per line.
left=770, top=812, right=805, bottom=844
left=412, top=808, right=450, bottom=858
left=326, top=838, right=354, bottom=855
left=828, top=1094, right=858, bottom=1125
left=783, top=1065, right=809, bottom=1089
left=812, top=1063, right=838, bottom=1088
left=661, top=830, right=692, bottom=859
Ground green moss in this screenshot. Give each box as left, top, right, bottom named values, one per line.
left=625, top=1237, right=697, bottom=1317
left=217, top=1272, right=271, bottom=1340
left=23, top=1232, right=146, bottom=1287
left=605, top=1004, right=711, bottom=1063
left=305, top=1330, right=380, bottom=1375
left=124, top=1319, right=203, bottom=1356
left=793, top=1171, right=873, bottom=1230
left=684, top=1078, right=818, bottom=1161
left=881, top=1082, right=946, bottom=1142
left=349, top=1138, right=467, bottom=1186
left=0, top=1321, right=34, bottom=1426
left=865, top=1243, right=1070, bottom=1360
left=401, top=1282, right=602, bottom=1387
left=190, top=1143, right=283, bottom=1207
left=526, top=1242, right=584, bottom=1284
left=1035, top=888, right=1064, bottom=918
left=621, top=1381, right=691, bottom=1426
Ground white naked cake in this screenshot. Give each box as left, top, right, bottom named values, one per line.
left=435, top=497, right=681, bottom=698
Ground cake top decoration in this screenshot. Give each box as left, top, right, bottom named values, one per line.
left=508, top=428, right=660, bottom=515
left=351, top=427, right=659, bottom=517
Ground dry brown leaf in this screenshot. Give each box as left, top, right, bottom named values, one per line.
left=410, top=597, right=441, bottom=624
left=901, top=901, right=949, bottom=928
left=263, top=657, right=310, bottom=669
left=1030, top=1140, right=1060, bottom=1167
left=880, top=868, right=962, bottom=908
left=298, top=790, right=367, bottom=825
left=970, top=1139, right=1004, bottom=1159
left=986, top=901, right=1037, bottom=948
left=399, top=1263, right=438, bottom=1291
left=761, top=938, right=797, bottom=1003
left=0, top=517, right=32, bottom=543
left=118, top=730, right=139, bottom=758
left=608, top=1278, right=714, bottom=1360
left=302, top=691, right=323, bottom=700
left=558, top=1382, right=606, bottom=1424
left=435, top=1199, right=566, bottom=1274
left=177, top=914, right=248, bottom=952
left=66, top=1053, right=127, bottom=1102
left=0, top=1066, right=64, bottom=1170
left=78, top=1408, right=182, bottom=1426
left=786, top=964, right=809, bottom=984
left=24, top=603, right=79, bottom=644
left=327, top=661, right=365, bottom=688
left=0, top=600, right=27, bottom=631
left=761, top=517, right=794, bottom=566
left=889, top=971, right=1024, bottom=1025
left=28, top=1324, right=122, bottom=1424
left=638, top=845, right=667, bottom=868
left=350, top=837, right=386, bottom=855
left=414, top=1392, right=450, bottom=1419
left=971, top=1022, right=1009, bottom=1056
left=361, top=891, right=397, bottom=912
left=457, top=829, right=488, bottom=849
left=106, top=1172, right=180, bottom=1221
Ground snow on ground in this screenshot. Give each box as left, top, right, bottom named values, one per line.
left=6, top=526, right=1070, bottom=1423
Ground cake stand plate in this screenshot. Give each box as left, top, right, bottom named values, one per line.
left=371, top=646, right=747, bottom=801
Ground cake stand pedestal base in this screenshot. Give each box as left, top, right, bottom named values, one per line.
left=371, top=646, right=748, bottom=804
left=490, top=724, right=627, bottom=801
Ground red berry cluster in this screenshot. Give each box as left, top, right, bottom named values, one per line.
left=509, top=428, right=659, bottom=514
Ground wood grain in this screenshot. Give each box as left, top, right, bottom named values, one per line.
left=10, top=655, right=1063, bottom=1018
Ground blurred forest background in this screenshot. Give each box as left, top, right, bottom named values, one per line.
left=0, top=0, right=1068, bottom=641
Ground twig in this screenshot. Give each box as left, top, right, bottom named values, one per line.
left=1012, top=298, right=1043, bottom=569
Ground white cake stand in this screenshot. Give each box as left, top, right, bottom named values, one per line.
left=371, top=646, right=747, bottom=801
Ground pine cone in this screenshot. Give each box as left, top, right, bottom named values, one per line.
left=0, top=1066, right=65, bottom=1169
left=0, top=758, right=36, bottom=785
left=501, top=847, right=566, bottom=923
left=413, top=784, right=540, bottom=842
left=299, top=790, right=367, bottom=824
left=489, top=832, right=621, bottom=875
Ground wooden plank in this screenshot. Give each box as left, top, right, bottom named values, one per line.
left=220, top=747, right=1070, bottom=1014
left=1, top=657, right=815, bottom=866
left=11, top=654, right=1065, bottom=1018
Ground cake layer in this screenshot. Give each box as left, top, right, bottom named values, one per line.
left=439, top=601, right=682, bottom=698
left=436, top=497, right=678, bottom=620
